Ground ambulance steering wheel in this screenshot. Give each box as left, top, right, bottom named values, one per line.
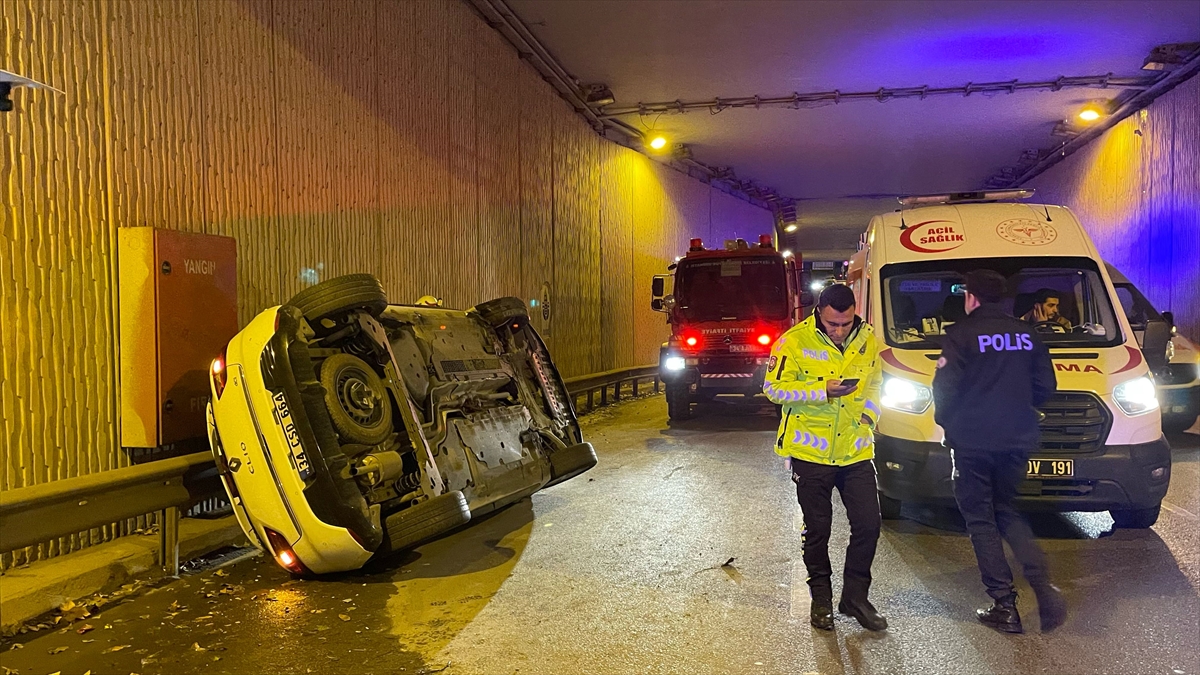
left=1032, top=320, right=1068, bottom=334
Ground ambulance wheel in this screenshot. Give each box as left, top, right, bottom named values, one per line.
left=320, top=353, right=394, bottom=446
left=1110, top=504, right=1160, bottom=529
left=473, top=296, right=529, bottom=327
left=380, top=491, right=471, bottom=554
left=289, top=274, right=388, bottom=332
left=878, top=492, right=902, bottom=520
left=666, top=384, right=691, bottom=421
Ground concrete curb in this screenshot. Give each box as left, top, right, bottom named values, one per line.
left=0, top=516, right=246, bottom=632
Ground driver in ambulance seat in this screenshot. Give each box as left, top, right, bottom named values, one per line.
left=1021, top=289, right=1072, bottom=330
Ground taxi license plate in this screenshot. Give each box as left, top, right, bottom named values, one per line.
left=1027, top=458, right=1073, bottom=478
left=272, top=392, right=313, bottom=481
left=729, top=344, right=756, bottom=353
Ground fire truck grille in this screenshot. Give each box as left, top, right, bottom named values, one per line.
left=1037, top=392, right=1110, bottom=454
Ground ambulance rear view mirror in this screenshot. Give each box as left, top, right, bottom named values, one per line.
left=1141, top=319, right=1171, bottom=371
left=800, top=291, right=815, bottom=306
left=1162, top=311, right=1176, bottom=334
left=651, top=298, right=664, bottom=312
left=652, top=276, right=665, bottom=298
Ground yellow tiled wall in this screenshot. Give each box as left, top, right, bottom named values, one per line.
left=0, top=0, right=772, bottom=561
left=1027, top=76, right=1199, bottom=341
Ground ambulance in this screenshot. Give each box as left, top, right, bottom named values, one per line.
left=847, top=191, right=1172, bottom=528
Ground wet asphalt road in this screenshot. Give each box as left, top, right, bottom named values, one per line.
left=2, top=396, right=1198, bottom=675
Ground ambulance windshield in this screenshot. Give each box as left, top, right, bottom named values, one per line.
left=675, top=256, right=789, bottom=322
left=880, top=256, right=1123, bottom=350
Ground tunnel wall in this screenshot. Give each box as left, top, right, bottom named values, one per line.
left=1025, top=75, right=1199, bottom=341
left=0, top=0, right=771, bottom=563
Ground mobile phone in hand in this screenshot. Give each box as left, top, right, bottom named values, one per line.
left=839, top=378, right=860, bottom=388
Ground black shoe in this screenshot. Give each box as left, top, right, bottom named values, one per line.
left=810, top=604, right=834, bottom=631
left=977, top=592, right=1023, bottom=634
left=838, top=599, right=888, bottom=631
left=1034, top=584, right=1067, bottom=633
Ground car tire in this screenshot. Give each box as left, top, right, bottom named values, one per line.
left=666, top=383, right=691, bottom=421
left=1163, top=415, right=1196, bottom=435
left=473, top=296, right=529, bottom=327
left=319, top=353, right=394, bottom=446
left=289, top=273, right=388, bottom=329
left=380, top=490, right=471, bottom=553
left=878, top=492, right=902, bottom=520
left=546, top=442, right=598, bottom=487
left=1110, top=504, right=1161, bottom=529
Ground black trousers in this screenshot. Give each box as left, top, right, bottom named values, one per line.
left=952, top=449, right=1050, bottom=599
left=792, top=458, right=881, bottom=605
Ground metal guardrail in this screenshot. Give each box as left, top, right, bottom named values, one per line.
left=0, top=365, right=662, bottom=574
left=565, top=364, right=661, bottom=413
left=0, top=451, right=222, bottom=575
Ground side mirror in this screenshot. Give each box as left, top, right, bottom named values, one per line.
left=1142, top=319, right=1171, bottom=371
left=800, top=291, right=815, bottom=306
left=651, top=276, right=665, bottom=298
left=651, top=298, right=664, bottom=312
left=1162, top=311, right=1176, bottom=334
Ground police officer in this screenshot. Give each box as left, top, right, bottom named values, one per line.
left=932, top=270, right=1067, bottom=634
left=764, top=284, right=886, bottom=632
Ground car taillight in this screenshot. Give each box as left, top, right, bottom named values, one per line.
left=263, top=527, right=307, bottom=575
left=211, top=350, right=228, bottom=399
left=757, top=333, right=772, bottom=346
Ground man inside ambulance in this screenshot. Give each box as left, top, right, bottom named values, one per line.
left=1020, top=289, right=1073, bottom=331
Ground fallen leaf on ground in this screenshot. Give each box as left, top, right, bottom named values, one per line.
left=195, top=615, right=214, bottom=621
left=310, top=609, right=326, bottom=614
left=214, top=569, right=229, bottom=577
left=191, top=642, right=207, bottom=652
left=8, top=643, right=23, bottom=650
left=48, top=646, right=68, bottom=654
left=76, top=624, right=94, bottom=634
left=338, top=614, right=351, bottom=622
left=722, top=557, right=736, bottom=568
left=102, top=645, right=131, bottom=654
left=342, top=599, right=353, bottom=603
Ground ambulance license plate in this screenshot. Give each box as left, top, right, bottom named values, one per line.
left=1027, top=459, right=1073, bottom=478
left=729, top=344, right=756, bottom=353
left=273, top=392, right=313, bottom=482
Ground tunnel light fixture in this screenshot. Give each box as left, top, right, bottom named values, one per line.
left=1077, top=104, right=1104, bottom=123
left=784, top=224, right=798, bottom=233
left=648, top=135, right=668, bottom=151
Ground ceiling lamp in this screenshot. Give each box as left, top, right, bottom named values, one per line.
left=784, top=224, right=798, bottom=233
left=1077, top=104, right=1104, bottom=123
left=648, top=135, right=668, bottom=151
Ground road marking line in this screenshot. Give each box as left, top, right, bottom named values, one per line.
left=789, top=559, right=811, bottom=619
left=1161, top=499, right=1198, bottom=521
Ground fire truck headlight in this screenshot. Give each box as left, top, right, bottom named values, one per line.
left=881, top=377, right=932, bottom=414
left=1113, top=376, right=1158, bottom=416
left=664, top=357, right=687, bottom=372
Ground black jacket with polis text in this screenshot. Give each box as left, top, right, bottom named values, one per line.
left=932, top=303, right=1057, bottom=453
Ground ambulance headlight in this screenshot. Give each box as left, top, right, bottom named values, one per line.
left=881, top=377, right=932, bottom=414
left=664, top=356, right=687, bottom=372
left=1113, top=376, right=1158, bottom=416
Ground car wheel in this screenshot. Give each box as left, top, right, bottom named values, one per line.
left=319, top=353, right=394, bottom=445
left=878, top=492, right=902, bottom=520
left=1163, top=415, right=1196, bottom=435
left=380, top=490, right=471, bottom=554
left=545, top=442, right=598, bottom=487
left=472, top=296, right=529, bottom=327
left=289, top=273, right=388, bottom=331
left=1110, top=504, right=1161, bottom=529
left=666, top=383, right=691, bottom=421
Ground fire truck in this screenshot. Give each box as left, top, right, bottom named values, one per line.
left=651, top=235, right=806, bottom=420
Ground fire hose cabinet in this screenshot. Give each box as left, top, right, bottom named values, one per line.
left=119, top=227, right=238, bottom=447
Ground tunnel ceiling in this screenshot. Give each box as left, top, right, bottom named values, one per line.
left=507, top=0, right=1200, bottom=249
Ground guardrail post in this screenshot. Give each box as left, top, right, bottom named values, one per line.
left=615, top=380, right=622, bottom=402
left=654, top=377, right=660, bottom=394
left=160, top=506, right=180, bottom=577
left=587, top=389, right=594, bottom=411
left=600, top=384, right=608, bottom=407
left=632, top=378, right=639, bottom=397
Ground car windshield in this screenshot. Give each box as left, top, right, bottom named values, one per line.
left=675, top=256, right=788, bottom=322
left=880, top=256, right=1123, bottom=350
left=1113, top=282, right=1162, bottom=330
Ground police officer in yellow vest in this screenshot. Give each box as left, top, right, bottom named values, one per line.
left=764, top=284, right=886, bottom=631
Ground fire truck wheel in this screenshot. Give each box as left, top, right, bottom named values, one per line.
left=473, top=296, right=529, bottom=327
left=666, top=383, right=692, bottom=421
left=320, top=353, right=394, bottom=445
left=289, top=274, right=388, bottom=332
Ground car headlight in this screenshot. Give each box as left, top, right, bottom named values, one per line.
left=664, top=356, right=686, bottom=371
left=881, top=377, right=932, bottom=414
left=1113, top=376, right=1158, bottom=416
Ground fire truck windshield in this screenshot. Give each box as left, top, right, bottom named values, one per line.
left=675, top=257, right=788, bottom=322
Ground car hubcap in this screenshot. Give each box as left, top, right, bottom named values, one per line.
left=337, top=369, right=382, bottom=426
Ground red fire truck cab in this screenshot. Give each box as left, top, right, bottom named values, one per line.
left=651, top=235, right=806, bottom=421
